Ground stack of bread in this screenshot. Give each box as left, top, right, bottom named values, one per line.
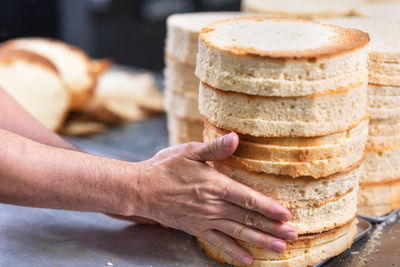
left=164, top=12, right=254, bottom=146
left=357, top=2, right=400, bottom=21
left=0, top=37, right=164, bottom=136
left=196, top=17, right=370, bottom=266
left=320, top=17, right=400, bottom=217
left=241, top=0, right=364, bottom=19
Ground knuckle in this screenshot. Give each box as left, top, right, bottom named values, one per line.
left=244, top=211, right=258, bottom=227
left=243, top=193, right=256, bottom=210
left=233, top=225, right=245, bottom=239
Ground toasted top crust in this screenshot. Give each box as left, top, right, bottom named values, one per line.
left=0, top=48, right=58, bottom=74
left=200, top=17, right=369, bottom=60
left=167, top=12, right=258, bottom=34
left=321, top=17, right=400, bottom=61
left=357, top=3, right=400, bottom=21
left=242, top=0, right=364, bottom=19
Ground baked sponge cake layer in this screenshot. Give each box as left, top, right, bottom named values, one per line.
left=321, top=17, right=400, bottom=87
left=368, top=118, right=400, bottom=149
left=164, top=58, right=199, bottom=95
left=164, top=88, right=202, bottom=122
left=211, top=160, right=358, bottom=234
left=361, top=149, right=400, bottom=184
left=196, top=17, right=369, bottom=97
left=357, top=3, right=400, bottom=22
left=167, top=115, right=203, bottom=146
left=241, top=0, right=363, bottom=19
left=198, top=219, right=357, bottom=267
left=199, top=82, right=368, bottom=138
left=358, top=179, right=400, bottom=217
left=368, top=84, right=400, bottom=120
left=166, top=12, right=262, bottom=66
left=205, top=120, right=367, bottom=178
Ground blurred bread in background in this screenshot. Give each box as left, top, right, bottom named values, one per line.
left=0, top=37, right=164, bottom=136
left=0, top=49, right=69, bottom=131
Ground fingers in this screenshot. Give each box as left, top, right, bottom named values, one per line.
left=217, top=204, right=297, bottom=241
left=201, top=230, right=253, bottom=265
left=106, top=214, right=158, bottom=225
left=212, top=219, right=287, bottom=253
left=185, top=132, right=239, bottom=162
left=219, top=180, right=291, bottom=222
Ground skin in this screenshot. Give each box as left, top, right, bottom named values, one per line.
left=0, top=87, right=298, bottom=265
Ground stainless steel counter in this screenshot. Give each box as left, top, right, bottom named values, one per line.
left=1, top=115, right=400, bottom=266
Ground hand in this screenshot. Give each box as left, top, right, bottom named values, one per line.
left=134, top=133, right=298, bottom=265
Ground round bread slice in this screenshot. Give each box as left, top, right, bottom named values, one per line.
left=166, top=12, right=264, bottom=66
left=199, top=82, right=368, bottom=138
left=164, top=57, right=199, bottom=95
left=205, top=119, right=367, bottom=178
left=242, top=0, right=363, bottom=19
left=368, top=118, right=400, bottom=149
left=2, top=38, right=105, bottom=110
left=164, top=88, right=202, bottom=122
left=211, top=160, right=359, bottom=234
left=358, top=179, right=400, bottom=217
left=320, top=17, right=400, bottom=87
left=0, top=49, right=69, bottom=131
left=198, top=219, right=357, bottom=267
left=361, top=149, right=400, bottom=184
left=368, top=84, right=400, bottom=119
left=357, top=3, right=400, bottom=22
left=167, top=115, right=204, bottom=146
left=196, top=17, right=369, bottom=97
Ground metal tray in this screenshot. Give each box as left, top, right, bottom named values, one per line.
left=358, top=208, right=400, bottom=223
left=314, top=218, right=372, bottom=267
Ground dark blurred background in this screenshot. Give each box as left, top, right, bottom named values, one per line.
left=0, top=0, right=241, bottom=71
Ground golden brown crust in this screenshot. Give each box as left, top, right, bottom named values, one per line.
left=361, top=177, right=400, bottom=187
left=200, top=17, right=370, bottom=61
left=164, top=52, right=196, bottom=67
left=212, top=154, right=365, bottom=180
left=0, top=48, right=58, bottom=74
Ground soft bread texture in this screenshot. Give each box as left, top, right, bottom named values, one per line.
left=164, top=58, right=199, bottom=95
left=211, top=160, right=358, bottom=234
left=320, top=17, right=400, bottom=87
left=164, top=88, right=202, bottom=122
left=196, top=17, right=369, bottom=97
left=241, top=0, right=363, bottom=19
left=368, top=118, right=400, bottom=149
left=205, top=120, right=367, bottom=178
left=361, top=149, right=400, bottom=183
left=166, top=12, right=262, bottom=66
left=198, top=220, right=357, bottom=267
left=211, top=160, right=359, bottom=209
left=167, top=115, right=204, bottom=145
left=368, top=84, right=400, bottom=119
left=358, top=179, right=400, bottom=216
left=199, top=82, right=368, bottom=138
left=0, top=49, right=69, bottom=131
left=2, top=38, right=105, bottom=110
left=357, top=3, right=400, bottom=21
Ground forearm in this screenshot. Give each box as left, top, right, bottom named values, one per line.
left=0, top=87, right=78, bottom=151
left=0, top=128, right=141, bottom=215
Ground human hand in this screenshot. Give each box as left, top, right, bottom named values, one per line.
left=134, top=133, right=298, bottom=265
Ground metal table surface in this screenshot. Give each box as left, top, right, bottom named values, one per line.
left=1, top=115, right=400, bottom=266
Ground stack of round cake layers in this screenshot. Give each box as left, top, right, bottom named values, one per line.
left=164, top=12, right=253, bottom=145
left=321, top=17, right=400, bottom=217
left=241, top=0, right=364, bottom=19
left=196, top=17, right=370, bottom=266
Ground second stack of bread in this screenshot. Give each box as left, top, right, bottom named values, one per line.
left=196, top=17, right=370, bottom=266
left=165, top=12, right=253, bottom=146
left=321, top=17, right=400, bottom=217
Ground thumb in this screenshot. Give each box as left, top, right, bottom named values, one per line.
left=186, top=132, right=239, bottom=162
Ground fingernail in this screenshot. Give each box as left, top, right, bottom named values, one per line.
left=279, top=210, right=291, bottom=221
left=221, top=133, right=233, bottom=149
left=284, top=230, right=298, bottom=241
left=271, top=240, right=286, bottom=253
left=240, top=256, right=252, bottom=265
